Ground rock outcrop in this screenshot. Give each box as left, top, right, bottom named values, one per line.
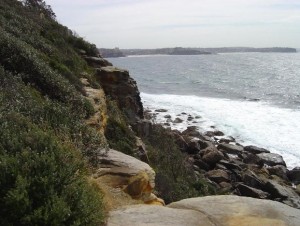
left=84, top=56, right=112, bottom=67
left=81, top=78, right=107, bottom=143
left=108, top=195, right=300, bottom=226
left=93, top=149, right=163, bottom=206
left=95, top=66, right=143, bottom=123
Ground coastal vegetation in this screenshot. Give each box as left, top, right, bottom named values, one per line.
left=0, top=0, right=105, bottom=224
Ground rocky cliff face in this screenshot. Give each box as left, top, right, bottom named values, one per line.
left=72, top=20, right=300, bottom=226
left=95, top=66, right=143, bottom=123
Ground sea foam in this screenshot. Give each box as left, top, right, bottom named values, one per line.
left=142, top=92, right=300, bottom=168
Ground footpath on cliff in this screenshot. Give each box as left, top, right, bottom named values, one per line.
left=81, top=52, right=300, bottom=225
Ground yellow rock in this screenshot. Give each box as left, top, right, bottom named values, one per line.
left=123, top=172, right=152, bottom=199
left=144, top=197, right=165, bottom=206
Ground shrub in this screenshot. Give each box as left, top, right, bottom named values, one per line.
left=0, top=114, right=105, bottom=225
left=0, top=1, right=107, bottom=224
left=105, top=99, right=136, bottom=156
left=145, top=125, right=216, bottom=203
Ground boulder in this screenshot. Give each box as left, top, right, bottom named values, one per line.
left=155, top=109, right=168, bottom=112
left=202, top=149, right=224, bottom=165
left=96, top=66, right=143, bottom=123
left=236, top=183, right=270, bottom=199
left=219, top=182, right=233, bottom=190
left=213, top=130, right=225, bottom=136
left=94, top=149, right=155, bottom=185
left=181, top=126, right=201, bottom=137
left=168, top=196, right=300, bottom=226
left=173, top=117, right=183, bottom=123
left=94, top=149, right=164, bottom=205
left=194, top=159, right=210, bottom=171
left=204, top=131, right=215, bottom=137
left=264, top=180, right=298, bottom=200
left=243, top=153, right=264, bottom=166
left=296, top=184, right=300, bottom=195
left=219, top=136, right=235, bottom=144
left=268, top=165, right=288, bottom=181
left=206, top=169, right=230, bottom=184
left=108, top=196, right=300, bottom=225
left=264, top=180, right=300, bottom=209
left=186, top=138, right=201, bottom=154
left=218, top=160, right=243, bottom=171
left=123, top=172, right=153, bottom=199
left=288, top=167, right=300, bottom=185
left=187, top=116, right=194, bottom=121
left=164, top=114, right=171, bottom=118
left=108, top=205, right=214, bottom=226
left=244, top=145, right=270, bottom=154
left=215, top=163, right=228, bottom=171
left=257, top=153, right=286, bottom=167
left=217, top=143, right=244, bottom=155
left=242, top=170, right=266, bottom=189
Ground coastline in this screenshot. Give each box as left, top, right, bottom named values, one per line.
left=141, top=92, right=300, bottom=169
left=142, top=95, right=300, bottom=208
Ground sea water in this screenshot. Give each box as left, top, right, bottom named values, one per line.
left=109, top=53, right=300, bottom=168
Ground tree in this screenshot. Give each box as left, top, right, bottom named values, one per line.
left=22, top=0, right=56, bottom=19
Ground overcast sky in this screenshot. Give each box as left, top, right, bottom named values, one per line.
left=47, top=0, right=300, bottom=49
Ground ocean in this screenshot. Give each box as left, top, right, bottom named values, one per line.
left=109, top=53, right=300, bottom=168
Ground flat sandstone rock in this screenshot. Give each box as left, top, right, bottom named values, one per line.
left=108, top=195, right=300, bottom=226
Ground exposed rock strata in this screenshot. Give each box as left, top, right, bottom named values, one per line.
left=93, top=149, right=164, bottom=206
left=95, top=66, right=143, bottom=123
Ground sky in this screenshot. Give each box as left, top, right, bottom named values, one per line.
left=47, top=0, right=300, bottom=49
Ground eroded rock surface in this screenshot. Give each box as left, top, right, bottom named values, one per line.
left=94, top=149, right=163, bottom=205
left=95, top=66, right=143, bottom=123
left=108, top=195, right=300, bottom=226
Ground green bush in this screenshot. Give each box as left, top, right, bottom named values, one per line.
left=145, top=125, right=216, bottom=204
left=0, top=1, right=108, bottom=224
left=0, top=66, right=105, bottom=167
left=0, top=114, right=105, bottom=225
left=105, top=99, right=136, bottom=156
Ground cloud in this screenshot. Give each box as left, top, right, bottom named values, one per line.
left=47, top=0, right=300, bottom=48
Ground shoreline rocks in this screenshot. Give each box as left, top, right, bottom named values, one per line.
left=144, top=108, right=300, bottom=209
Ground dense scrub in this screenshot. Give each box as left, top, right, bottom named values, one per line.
left=0, top=0, right=105, bottom=224
left=145, top=125, right=217, bottom=204
left=0, top=114, right=104, bottom=225
left=105, top=99, right=136, bottom=156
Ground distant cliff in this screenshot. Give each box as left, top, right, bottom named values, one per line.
left=100, top=47, right=296, bottom=58
left=120, top=47, right=296, bottom=56
left=99, top=47, right=126, bottom=57
left=200, top=47, right=297, bottom=53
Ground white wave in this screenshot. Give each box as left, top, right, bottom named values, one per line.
left=141, top=92, right=300, bottom=168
